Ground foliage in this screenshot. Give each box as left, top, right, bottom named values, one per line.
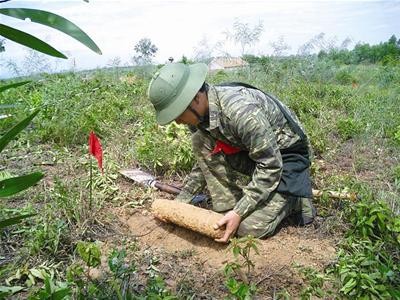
left=178, top=55, right=194, bottom=65
left=0, top=7, right=101, bottom=59
left=224, top=19, right=264, bottom=55
left=76, top=241, right=101, bottom=268
left=0, top=3, right=101, bottom=231
left=335, top=69, right=356, bottom=85
left=0, top=110, right=43, bottom=229
left=132, top=37, right=158, bottom=65
left=393, top=125, right=400, bottom=146
left=299, top=199, right=400, bottom=299
left=65, top=244, right=177, bottom=299
left=28, top=276, right=71, bottom=300
left=320, top=35, right=400, bottom=65
left=336, top=117, right=362, bottom=140
left=135, top=121, right=194, bottom=174
left=334, top=200, right=400, bottom=298
left=297, top=266, right=331, bottom=299
left=1, top=35, right=400, bottom=299
left=0, top=71, right=146, bottom=145
left=26, top=216, right=67, bottom=256
left=223, top=235, right=260, bottom=299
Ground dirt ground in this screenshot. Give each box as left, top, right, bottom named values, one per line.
left=1, top=145, right=342, bottom=298
left=101, top=196, right=338, bottom=298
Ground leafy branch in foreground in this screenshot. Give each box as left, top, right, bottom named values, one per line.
left=0, top=110, right=43, bottom=230
left=0, top=7, right=101, bottom=58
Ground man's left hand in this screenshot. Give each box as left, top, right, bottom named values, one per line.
left=213, top=210, right=241, bottom=243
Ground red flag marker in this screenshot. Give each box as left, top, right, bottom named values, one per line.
left=88, top=131, right=103, bottom=173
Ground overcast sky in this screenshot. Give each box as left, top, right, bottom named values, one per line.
left=0, top=0, right=399, bottom=78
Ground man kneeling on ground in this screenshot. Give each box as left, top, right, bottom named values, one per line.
left=147, top=62, right=316, bottom=243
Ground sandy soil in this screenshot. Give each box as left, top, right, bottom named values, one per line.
left=108, top=203, right=337, bottom=298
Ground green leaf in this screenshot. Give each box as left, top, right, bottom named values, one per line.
left=0, top=81, right=30, bottom=93
left=76, top=241, right=101, bottom=267
left=0, top=285, right=24, bottom=298
left=0, top=109, right=39, bottom=153
left=0, top=286, right=24, bottom=294
left=0, top=104, right=18, bottom=110
left=0, top=213, right=36, bottom=229
left=0, top=8, right=102, bottom=55
left=29, top=268, right=48, bottom=280
left=0, top=24, right=66, bottom=58
left=44, top=276, right=52, bottom=294
left=0, top=172, right=44, bottom=197
left=52, top=287, right=72, bottom=300
left=340, top=277, right=357, bottom=294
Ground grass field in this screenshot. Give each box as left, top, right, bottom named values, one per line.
left=1, top=58, right=399, bottom=299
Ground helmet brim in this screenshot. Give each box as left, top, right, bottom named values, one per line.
left=155, top=63, right=208, bottom=125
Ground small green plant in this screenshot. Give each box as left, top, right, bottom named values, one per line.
left=106, top=248, right=137, bottom=300
left=76, top=241, right=101, bottom=268
left=27, top=217, right=67, bottom=255
left=2, top=264, right=68, bottom=299
left=296, top=265, right=331, bottom=299
left=393, top=125, right=400, bottom=145
left=142, top=275, right=178, bottom=300
left=299, top=198, right=400, bottom=298
left=28, top=276, right=71, bottom=300
left=68, top=241, right=102, bottom=298
left=348, top=200, right=400, bottom=244
left=393, top=165, right=400, bottom=192
left=223, top=235, right=260, bottom=299
left=135, top=119, right=194, bottom=173
left=335, top=69, right=356, bottom=85
left=214, top=70, right=229, bottom=82
left=336, top=117, right=362, bottom=140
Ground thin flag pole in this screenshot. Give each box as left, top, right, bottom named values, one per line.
left=89, top=153, right=93, bottom=210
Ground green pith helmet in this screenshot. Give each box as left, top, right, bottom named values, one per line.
left=147, top=62, right=208, bottom=125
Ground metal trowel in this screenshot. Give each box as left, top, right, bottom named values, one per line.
left=119, top=168, right=182, bottom=195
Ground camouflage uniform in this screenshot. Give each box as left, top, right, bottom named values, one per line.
left=176, top=85, right=315, bottom=238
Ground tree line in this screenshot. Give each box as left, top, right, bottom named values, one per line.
left=318, top=35, right=400, bottom=65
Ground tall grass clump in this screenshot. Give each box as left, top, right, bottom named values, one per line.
left=0, top=70, right=147, bottom=146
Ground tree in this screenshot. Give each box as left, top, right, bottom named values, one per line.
left=224, top=19, right=264, bottom=55
left=270, top=36, right=291, bottom=56
left=132, top=38, right=158, bottom=65
left=107, top=56, right=122, bottom=68
left=297, top=32, right=337, bottom=56
left=192, top=36, right=214, bottom=62
left=388, top=34, right=397, bottom=45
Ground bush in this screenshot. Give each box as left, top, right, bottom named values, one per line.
left=336, top=117, right=362, bottom=140
left=335, top=70, right=356, bottom=85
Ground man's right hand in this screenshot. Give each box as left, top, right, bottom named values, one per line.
left=213, top=210, right=241, bottom=243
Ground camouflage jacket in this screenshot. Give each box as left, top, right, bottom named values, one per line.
left=180, top=84, right=309, bottom=217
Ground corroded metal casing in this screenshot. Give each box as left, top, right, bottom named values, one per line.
left=151, top=199, right=224, bottom=239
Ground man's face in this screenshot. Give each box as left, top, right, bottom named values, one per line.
left=174, top=108, right=199, bottom=126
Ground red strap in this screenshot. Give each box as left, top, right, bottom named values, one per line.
left=211, top=140, right=241, bottom=155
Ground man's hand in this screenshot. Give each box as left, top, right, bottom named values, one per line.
left=213, top=210, right=241, bottom=243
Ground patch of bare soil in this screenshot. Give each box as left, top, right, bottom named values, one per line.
left=109, top=205, right=337, bottom=298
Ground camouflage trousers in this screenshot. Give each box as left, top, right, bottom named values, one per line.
left=191, top=130, right=314, bottom=238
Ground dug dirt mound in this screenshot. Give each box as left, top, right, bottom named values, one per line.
left=118, top=207, right=336, bottom=273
